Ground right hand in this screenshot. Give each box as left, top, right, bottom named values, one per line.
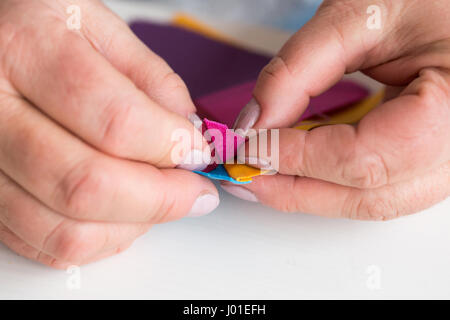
left=0, top=0, right=217, bottom=268
left=230, top=0, right=450, bottom=220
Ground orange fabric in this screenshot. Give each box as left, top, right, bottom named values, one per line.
left=224, top=164, right=271, bottom=183
left=173, top=13, right=234, bottom=44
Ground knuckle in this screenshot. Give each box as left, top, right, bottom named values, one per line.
left=271, top=178, right=301, bottom=213
left=144, top=58, right=188, bottom=100
left=100, top=99, right=134, bottom=155
left=260, top=56, right=294, bottom=85
left=277, top=199, right=301, bottom=213
left=148, top=183, right=178, bottom=223
left=416, top=68, right=449, bottom=108
left=283, top=153, right=302, bottom=177
left=159, top=71, right=187, bottom=92
left=317, top=0, right=391, bottom=59
left=319, top=0, right=364, bottom=23
left=316, top=0, right=364, bottom=60
left=56, top=160, right=111, bottom=219
left=50, top=224, right=94, bottom=263
left=349, top=193, right=399, bottom=221
left=282, top=133, right=307, bottom=176
left=342, top=150, right=389, bottom=188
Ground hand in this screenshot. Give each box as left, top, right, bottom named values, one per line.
left=226, top=0, right=450, bottom=220
left=0, top=0, right=217, bottom=268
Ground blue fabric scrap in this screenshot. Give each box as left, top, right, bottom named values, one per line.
left=194, top=165, right=251, bottom=185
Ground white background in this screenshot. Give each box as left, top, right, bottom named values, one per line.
left=1, top=0, right=449, bottom=300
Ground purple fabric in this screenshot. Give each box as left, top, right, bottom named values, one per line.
left=301, top=81, right=369, bottom=120
left=130, top=21, right=369, bottom=128
left=130, top=21, right=271, bottom=99
left=195, top=80, right=370, bottom=128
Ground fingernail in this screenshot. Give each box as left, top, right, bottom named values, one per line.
left=178, top=113, right=211, bottom=171
left=177, top=149, right=211, bottom=171
left=233, top=98, right=261, bottom=134
left=245, top=157, right=274, bottom=171
left=246, top=156, right=269, bottom=166
left=188, top=113, right=203, bottom=130
left=221, top=184, right=259, bottom=203
left=187, top=193, right=220, bottom=218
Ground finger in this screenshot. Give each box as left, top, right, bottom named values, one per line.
left=0, top=169, right=151, bottom=265
left=81, top=0, right=196, bottom=116
left=0, top=222, right=61, bottom=268
left=0, top=95, right=219, bottom=223
left=241, top=68, right=450, bottom=188
left=234, top=0, right=449, bottom=132
left=221, top=161, right=450, bottom=220
left=73, top=239, right=136, bottom=268
left=5, top=14, right=206, bottom=167
left=0, top=222, right=136, bottom=269
left=234, top=0, right=391, bottom=131
left=363, top=40, right=450, bottom=85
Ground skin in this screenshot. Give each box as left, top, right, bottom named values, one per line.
left=1, top=0, right=449, bottom=268
left=227, top=0, right=450, bottom=220
left=0, top=0, right=217, bottom=268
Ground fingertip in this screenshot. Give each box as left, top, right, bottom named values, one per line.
left=177, top=150, right=211, bottom=172
left=220, top=183, right=259, bottom=203
left=233, top=98, right=261, bottom=134
left=169, top=112, right=212, bottom=169
left=186, top=192, right=220, bottom=218
left=180, top=171, right=220, bottom=218
left=157, top=168, right=219, bottom=221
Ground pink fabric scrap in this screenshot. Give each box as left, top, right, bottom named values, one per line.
left=202, top=119, right=245, bottom=173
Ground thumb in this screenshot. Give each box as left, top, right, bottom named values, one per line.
left=235, top=0, right=393, bottom=131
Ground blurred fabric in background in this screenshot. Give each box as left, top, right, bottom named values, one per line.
left=130, top=0, right=321, bottom=30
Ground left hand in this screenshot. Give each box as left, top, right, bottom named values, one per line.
left=0, top=0, right=216, bottom=268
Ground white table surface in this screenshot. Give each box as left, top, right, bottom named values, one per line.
left=1, top=0, right=449, bottom=300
